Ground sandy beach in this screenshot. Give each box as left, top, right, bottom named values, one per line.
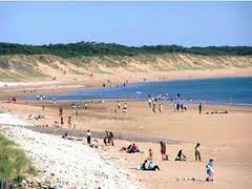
left=1, top=98, right=252, bottom=189
left=2, top=2, right=252, bottom=189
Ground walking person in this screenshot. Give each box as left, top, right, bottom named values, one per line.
left=160, top=141, right=168, bottom=160
left=199, top=103, right=202, bottom=114
left=194, top=142, right=201, bottom=161
left=158, top=103, right=162, bottom=113
left=67, top=116, right=72, bottom=128
left=59, top=107, right=63, bottom=117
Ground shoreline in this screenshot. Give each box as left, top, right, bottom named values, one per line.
left=0, top=67, right=252, bottom=93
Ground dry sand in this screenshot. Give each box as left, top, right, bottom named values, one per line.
left=0, top=100, right=252, bottom=189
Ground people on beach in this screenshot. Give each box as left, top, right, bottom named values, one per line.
left=121, top=143, right=140, bottom=153
left=206, top=159, right=214, bottom=182
left=104, top=130, right=114, bottom=146
left=160, top=141, right=168, bottom=160
left=194, top=143, right=201, bottom=161
left=86, top=129, right=92, bottom=145
left=175, top=149, right=186, bottom=161
left=62, top=132, right=68, bottom=139
left=199, top=103, right=202, bottom=114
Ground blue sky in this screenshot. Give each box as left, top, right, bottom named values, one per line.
left=0, top=2, right=252, bottom=47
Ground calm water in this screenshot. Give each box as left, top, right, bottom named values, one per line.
left=31, top=77, right=252, bottom=106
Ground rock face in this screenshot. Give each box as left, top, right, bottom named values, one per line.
left=1, top=125, right=140, bottom=189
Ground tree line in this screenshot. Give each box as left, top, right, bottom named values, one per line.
left=0, top=41, right=252, bottom=58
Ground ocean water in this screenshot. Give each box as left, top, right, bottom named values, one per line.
left=33, top=77, right=252, bottom=106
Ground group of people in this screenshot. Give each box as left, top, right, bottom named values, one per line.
left=120, top=143, right=140, bottom=153
left=148, top=98, right=163, bottom=113
left=115, top=102, right=128, bottom=113
left=62, top=128, right=213, bottom=182
left=139, top=142, right=214, bottom=182
left=103, top=130, right=114, bottom=146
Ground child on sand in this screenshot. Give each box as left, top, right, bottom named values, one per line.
left=206, top=159, right=214, bottom=182
left=194, top=143, right=201, bottom=161
left=175, top=149, right=186, bottom=161
left=147, top=148, right=153, bottom=160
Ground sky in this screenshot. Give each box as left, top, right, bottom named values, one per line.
left=0, top=1, right=252, bottom=47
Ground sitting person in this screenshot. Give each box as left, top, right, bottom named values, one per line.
left=175, top=149, right=186, bottom=161
left=139, top=159, right=160, bottom=171
left=121, top=143, right=140, bottom=153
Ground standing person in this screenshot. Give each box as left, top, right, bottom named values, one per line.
left=199, top=103, right=202, bottom=114
left=158, top=103, right=162, bottom=113
left=86, top=129, right=92, bottom=145
left=148, top=98, right=152, bottom=109
left=206, top=159, right=214, bottom=182
left=59, top=107, right=63, bottom=117
left=67, top=116, right=72, bottom=128
left=84, top=103, right=88, bottom=110
left=194, top=143, right=201, bottom=161
left=104, top=130, right=109, bottom=145
left=108, top=131, right=114, bottom=146
left=160, top=141, right=168, bottom=160
left=152, top=101, right=156, bottom=113
left=42, top=104, right=45, bottom=111
left=60, top=116, right=64, bottom=126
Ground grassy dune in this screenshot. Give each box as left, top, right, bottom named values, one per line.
left=0, top=53, right=252, bottom=81
left=0, top=133, right=35, bottom=184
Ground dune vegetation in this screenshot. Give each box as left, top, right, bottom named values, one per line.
left=0, top=133, right=35, bottom=185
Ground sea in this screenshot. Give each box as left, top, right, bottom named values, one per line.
left=30, top=77, right=252, bottom=106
